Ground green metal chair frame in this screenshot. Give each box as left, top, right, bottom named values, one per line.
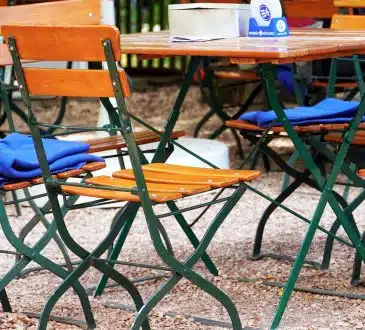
left=1, top=24, right=258, bottom=329
left=229, top=58, right=365, bottom=328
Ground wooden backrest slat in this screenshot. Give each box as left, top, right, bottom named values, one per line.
left=334, top=0, right=365, bottom=8
left=331, top=14, right=365, bottom=29
left=283, top=0, right=337, bottom=19
left=0, top=0, right=7, bottom=6
left=23, top=68, right=130, bottom=98
left=0, top=0, right=100, bottom=34
left=2, top=25, right=121, bottom=61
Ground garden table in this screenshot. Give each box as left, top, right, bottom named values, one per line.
left=119, top=29, right=365, bottom=329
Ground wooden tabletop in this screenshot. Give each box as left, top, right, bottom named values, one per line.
left=120, top=29, right=365, bottom=64
left=2, top=28, right=365, bottom=66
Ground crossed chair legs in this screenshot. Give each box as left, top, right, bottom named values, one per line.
left=0, top=193, right=97, bottom=329
left=36, top=182, right=247, bottom=330
left=246, top=136, right=355, bottom=269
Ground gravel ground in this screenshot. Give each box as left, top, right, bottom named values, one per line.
left=1, top=85, right=365, bottom=329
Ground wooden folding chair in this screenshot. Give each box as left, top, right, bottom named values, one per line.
left=189, top=0, right=338, bottom=156
left=0, top=0, right=185, bottom=274
left=2, top=24, right=260, bottom=329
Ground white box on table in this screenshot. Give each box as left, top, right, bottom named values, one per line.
left=168, top=3, right=251, bottom=41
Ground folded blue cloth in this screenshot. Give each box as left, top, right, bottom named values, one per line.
left=0, top=133, right=104, bottom=186
left=239, top=98, right=361, bottom=127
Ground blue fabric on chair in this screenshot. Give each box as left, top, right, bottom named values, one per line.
left=277, top=65, right=298, bottom=95
left=0, top=133, right=104, bottom=186
left=239, top=98, right=361, bottom=127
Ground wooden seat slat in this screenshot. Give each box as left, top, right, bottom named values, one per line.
left=61, top=185, right=182, bottom=203
left=81, top=162, right=106, bottom=172
left=86, top=175, right=211, bottom=196
left=214, top=70, right=259, bottom=81
left=56, top=168, right=85, bottom=179
left=113, top=169, right=239, bottom=188
left=87, top=130, right=185, bottom=153
left=226, top=120, right=365, bottom=134
left=325, top=133, right=365, bottom=145
left=312, top=81, right=358, bottom=89
left=142, top=163, right=260, bottom=181
left=2, top=181, right=31, bottom=191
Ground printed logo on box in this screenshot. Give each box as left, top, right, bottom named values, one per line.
left=276, top=19, right=287, bottom=33
left=259, top=4, right=271, bottom=21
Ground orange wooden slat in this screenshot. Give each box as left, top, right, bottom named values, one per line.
left=2, top=181, right=31, bottom=191
left=61, top=185, right=182, bottom=203
left=113, top=169, right=239, bottom=188
left=87, top=130, right=185, bottom=153
left=312, top=80, right=358, bottom=88
left=225, top=120, right=362, bottom=134
left=23, top=68, right=130, bottom=98
left=335, top=0, right=365, bottom=8
left=359, top=169, right=365, bottom=177
left=2, top=25, right=120, bottom=62
left=324, top=133, right=365, bottom=145
left=86, top=175, right=211, bottom=196
left=214, top=70, right=259, bottom=81
left=283, top=0, right=337, bottom=19
left=142, top=163, right=261, bottom=181
left=0, top=0, right=100, bottom=34
left=81, top=162, right=106, bottom=172
left=331, top=14, right=365, bottom=30
left=56, top=168, right=85, bottom=179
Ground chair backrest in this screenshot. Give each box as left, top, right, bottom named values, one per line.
left=0, top=0, right=7, bottom=6
left=2, top=25, right=130, bottom=98
left=0, top=0, right=100, bottom=34
left=331, top=1, right=365, bottom=29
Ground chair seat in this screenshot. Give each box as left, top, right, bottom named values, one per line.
left=0, top=131, right=185, bottom=191
left=1, top=162, right=106, bottom=191
left=86, top=130, right=185, bottom=153
left=61, top=164, right=260, bottom=204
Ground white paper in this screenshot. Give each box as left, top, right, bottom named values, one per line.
left=168, top=4, right=251, bottom=42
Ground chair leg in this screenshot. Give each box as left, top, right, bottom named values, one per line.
left=321, top=191, right=359, bottom=270
left=166, top=201, right=219, bottom=276
left=351, top=231, right=365, bottom=286
left=94, top=205, right=139, bottom=297
left=281, top=151, right=300, bottom=192
left=0, top=289, right=11, bottom=312
left=132, top=185, right=246, bottom=330
left=38, top=201, right=150, bottom=330
left=0, top=197, right=96, bottom=329
left=252, top=178, right=304, bottom=259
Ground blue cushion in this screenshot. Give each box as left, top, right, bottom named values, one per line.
left=239, top=98, right=361, bottom=127
left=0, top=133, right=104, bottom=186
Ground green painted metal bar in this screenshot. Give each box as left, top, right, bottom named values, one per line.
left=94, top=203, right=139, bottom=297
left=243, top=182, right=353, bottom=248
left=327, top=58, right=337, bottom=98
left=166, top=201, right=219, bottom=276
left=157, top=196, right=231, bottom=219
left=151, top=56, right=201, bottom=163
left=257, top=61, right=365, bottom=329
